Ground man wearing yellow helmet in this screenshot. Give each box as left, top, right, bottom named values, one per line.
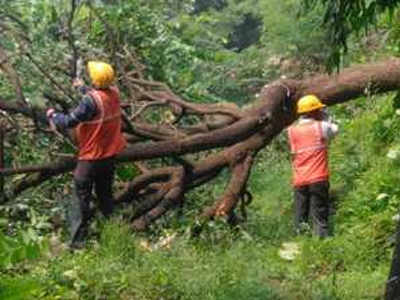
left=46, top=61, right=126, bottom=248
left=287, top=95, right=338, bottom=237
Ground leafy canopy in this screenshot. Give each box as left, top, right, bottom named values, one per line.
left=304, top=0, right=400, bottom=69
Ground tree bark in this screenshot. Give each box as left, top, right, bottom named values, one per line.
left=0, top=124, right=4, bottom=204
left=385, top=219, right=400, bottom=299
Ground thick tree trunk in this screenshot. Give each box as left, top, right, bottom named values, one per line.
left=385, top=219, right=400, bottom=299
left=0, top=124, right=4, bottom=204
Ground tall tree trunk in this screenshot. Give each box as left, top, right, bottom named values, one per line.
left=386, top=219, right=400, bottom=299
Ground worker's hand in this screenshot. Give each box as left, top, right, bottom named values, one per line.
left=48, top=118, right=57, bottom=132
left=72, top=78, right=84, bottom=88
left=321, top=108, right=332, bottom=122
left=46, top=108, right=55, bottom=119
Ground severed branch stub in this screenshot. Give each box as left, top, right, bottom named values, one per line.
left=202, top=153, right=254, bottom=220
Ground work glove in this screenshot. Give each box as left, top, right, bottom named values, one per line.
left=72, top=78, right=88, bottom=95
left=46, top=108, right=58, bottom=132
left=72, top=78, right=84, bottom=88
left=46, top=108, right=56, bottom=119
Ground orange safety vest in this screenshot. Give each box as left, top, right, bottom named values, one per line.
left=75, top=86, right=126, bottom=160
left=288, top=120, right=329, bottom=187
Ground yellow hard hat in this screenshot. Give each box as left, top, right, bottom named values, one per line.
left=297, top=95, right=325, bottom=114
left=87, top=61, right=115, bottom=88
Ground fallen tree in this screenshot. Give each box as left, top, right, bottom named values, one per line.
left=3, top=55, right=400, bottom=299
left=2, top=56, right=400, bottom=226
left=2, top=0, right=400, bottom=230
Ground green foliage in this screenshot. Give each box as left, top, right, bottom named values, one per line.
left=0, top=129, right=69, bottom=237
left=258, top=0, right=327, bottom=60
left=1, top=220, right=284, bottom=299
left=0, top=229, right=47, bottom=270
left=0, top=277, right=43, bottom=300
left=331, top=95, right=400, bottom=224
left=304, top=0, right=400, bottom=69
left=162, top=0, right=334, bottom=102
left=193, top=0, right=227, bottom=14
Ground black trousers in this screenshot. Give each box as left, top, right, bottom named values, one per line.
left=68, top=157, right=115, bottom=246
left=294, top=180, right=330, bottom=238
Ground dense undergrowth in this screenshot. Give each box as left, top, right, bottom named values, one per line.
left=2, top=94, right=400, bottom=299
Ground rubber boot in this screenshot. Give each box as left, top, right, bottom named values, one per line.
left=67, top=179, right=92, bottom=249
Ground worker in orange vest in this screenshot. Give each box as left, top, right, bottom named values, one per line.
left=46, top=61, right=126, bottom=248
left=287, top=95, right=338, bottom=238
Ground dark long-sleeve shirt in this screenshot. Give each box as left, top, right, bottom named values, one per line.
left=50, top=87, right=98, bottom=130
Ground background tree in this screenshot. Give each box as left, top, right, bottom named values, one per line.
left=304, top=0, right=400, bottom=69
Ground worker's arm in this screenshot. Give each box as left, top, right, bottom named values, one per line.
left=321, top=120, right=339, bottom=140
left=47, top=93, right=98, bottom=130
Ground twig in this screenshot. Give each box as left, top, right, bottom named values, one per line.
left=25, top=52, right=75, bottom=102
left=130, top=101, right=166, bottom=121
left=135, top=162, right=149, bottom=173
left=43, top=91, right=70, bottom=112
left=122, top=46, right=146, bottom=79
left=0, top=45, right=26, bottom=105
left=67, top=0, right=79, bottom=78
